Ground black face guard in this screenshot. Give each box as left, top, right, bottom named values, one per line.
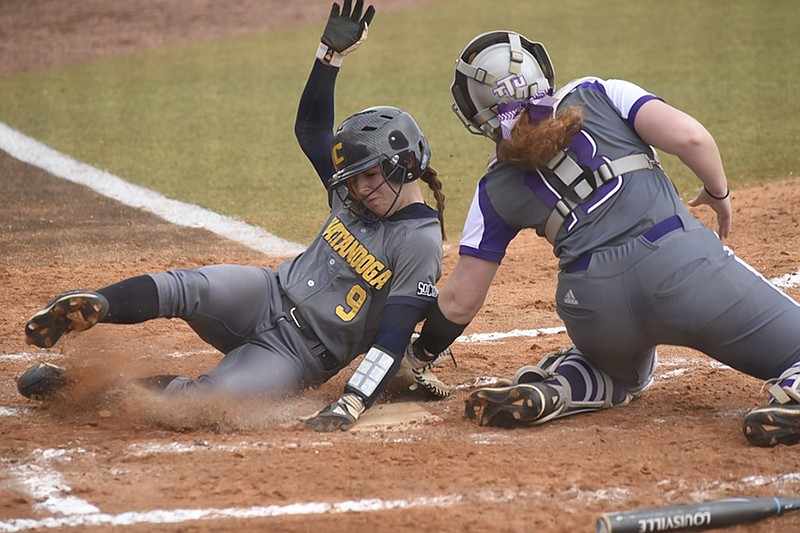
left=334, top=158, right=406, bottom=224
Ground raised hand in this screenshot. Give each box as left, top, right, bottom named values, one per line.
left=321, top=0, right=376, bottom=55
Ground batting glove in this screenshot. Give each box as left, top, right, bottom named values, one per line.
left=317, top=0, right=376, bottom=67
left=304, top=392, right=365, bottom=432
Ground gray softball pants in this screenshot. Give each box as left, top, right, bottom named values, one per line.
left=148, top=265, right=337, bottom=398
left=556, top=217, right=800, bottom=391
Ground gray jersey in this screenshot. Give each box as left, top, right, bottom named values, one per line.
left=460, top=77, right=800, bottom=389
left=149, top=194, right=441, bottom=398
left=278, top=191, right=442, bottom=364
left=461, top=77, right=702, bottom=269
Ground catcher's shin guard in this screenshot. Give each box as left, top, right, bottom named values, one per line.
left=25, top=290, right=109, bottom=348
left=513, top=345, right=648, bottom=411
left=743, top=364, right=800, bottom=447
left=17, top=362, right=67, bottom=400
left=465, top=383, right=565, bottom=427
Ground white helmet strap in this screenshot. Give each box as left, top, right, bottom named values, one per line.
left=454, top=59, right=501, bottom=133
left=455, top=59, right=497, bottom=86
left=473, top=107, right=498, bottom=132
left=508, top=32, right=524, bottom=75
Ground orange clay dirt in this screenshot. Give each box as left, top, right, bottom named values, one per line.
left=2, top=2, right=800, bottom=532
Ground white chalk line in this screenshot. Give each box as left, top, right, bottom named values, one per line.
left=0, top=407, right=34, bottom=417
left=0, top=348, right=222, bottom=364
left=4, top=445, right=799, bottom=532
left=0, top=122, right=305, bottom=257
left=456, top=326, right=566, bottom=343
left=0, top=352, right=64, bottom=362
left=0, top=448, right=571, bottom=533
left=0, top=491, right=462, bottom=532
left=770, top=271, right=800, bottom=289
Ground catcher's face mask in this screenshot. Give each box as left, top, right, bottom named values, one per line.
left=451, top=30, right=555, bottom=140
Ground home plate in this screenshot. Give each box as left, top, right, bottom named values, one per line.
left=350, top=402, right=441, bottom=432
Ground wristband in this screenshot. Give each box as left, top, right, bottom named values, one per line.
left=418, top=300, right=469, bottom=355
left=703, top=186, right=729, bottom=200
left=346, top=345, right=401, bottom=408
left=316, top=42, right=344, bottom=68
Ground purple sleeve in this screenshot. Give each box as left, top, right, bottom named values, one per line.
left=459, top=179, right=520, bottom=264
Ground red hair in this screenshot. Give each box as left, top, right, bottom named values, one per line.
left=497, top=107, right=584, bottom=171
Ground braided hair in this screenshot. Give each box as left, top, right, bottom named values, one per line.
left=419, top=165, right=447, bottom=241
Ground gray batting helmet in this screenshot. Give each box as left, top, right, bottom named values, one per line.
left=329, top=105, right=431, bottom=190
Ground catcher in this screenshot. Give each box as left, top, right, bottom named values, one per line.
left=17, top=0, right=452, bottom=431
left=412, top=30, right=800, bottom=447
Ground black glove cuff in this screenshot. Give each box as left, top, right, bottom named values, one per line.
left=419, top=300, right=469, bottom=355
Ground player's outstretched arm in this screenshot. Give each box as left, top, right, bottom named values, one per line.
left=304, top=345, right=399, bottom=432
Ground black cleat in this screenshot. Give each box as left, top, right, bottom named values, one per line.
left=465, top=383, right=564, bottom=428
left=25, top=290, right=109, bottom=348
left=17, top=362, right=67, bottom=400
left=743, top=403, right=800, bottom=447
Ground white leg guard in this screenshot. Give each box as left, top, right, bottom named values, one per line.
left=512, top=345, right=651, bottom=420
left=765, top=362, right=800, bottom=405
left=742, top=362, right=800, bottom=447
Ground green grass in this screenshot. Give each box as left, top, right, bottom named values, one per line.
left=1, top=0, right=799, bottom=244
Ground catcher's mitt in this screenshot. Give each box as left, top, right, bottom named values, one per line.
left=392, top=336, right=455, bottom=399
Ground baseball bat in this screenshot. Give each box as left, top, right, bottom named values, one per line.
left=595, top=496, right=800, bottom=533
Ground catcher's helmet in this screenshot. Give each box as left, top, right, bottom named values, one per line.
left=329, top=106, right=431, bottom=222
left=451, top=31, right=555, bottom=140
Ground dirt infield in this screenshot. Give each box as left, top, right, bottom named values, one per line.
left=3, top=2, right=800, bottom=532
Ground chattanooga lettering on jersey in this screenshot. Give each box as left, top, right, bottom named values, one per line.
left=322, top=217, right=393, bottom=289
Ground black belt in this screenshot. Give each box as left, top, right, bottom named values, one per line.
left=279, top=291, right=338, bottom=371
left=564, top=215, right=684, bottom=274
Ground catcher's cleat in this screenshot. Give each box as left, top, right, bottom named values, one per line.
left=25, top=290, right=109, bottom=348
left=465, top=383, right=565, bottom=428
left=742, top=404, right=800, bottom=447
left=17, top=362, right=67, bottom=400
